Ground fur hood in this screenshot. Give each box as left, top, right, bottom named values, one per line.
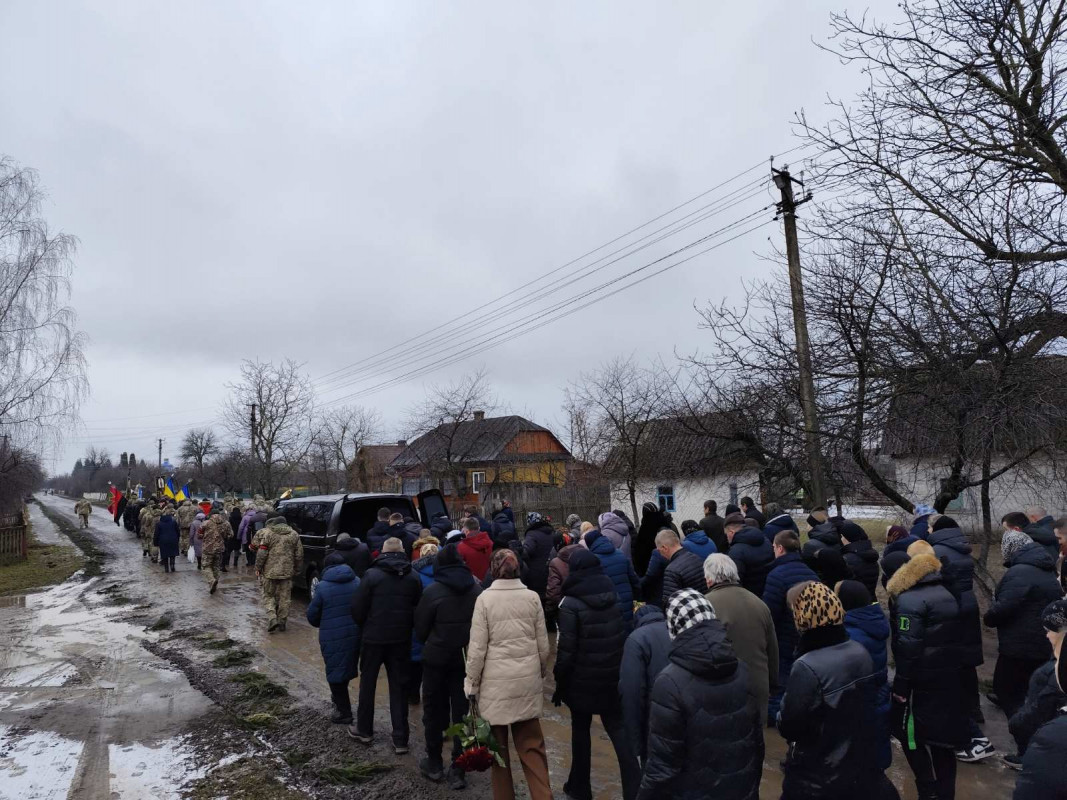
left=886, top=553, right=941, bottom=597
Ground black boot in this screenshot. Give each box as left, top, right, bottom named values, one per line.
left=447, top=765, right=466, bottom=790
left=419, top=757, right=443, bottom=782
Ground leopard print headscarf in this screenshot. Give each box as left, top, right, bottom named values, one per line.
left=791, top=580, right=844, bottom=632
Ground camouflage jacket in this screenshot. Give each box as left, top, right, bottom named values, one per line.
left=201, top=513, right=232, bottom=555
left=74, top=499, right=92, bottom=515
left=141, top=507, right=160, bottom=537
left=255, top=522, right=303, bottom=580
left=176, top=502, right=198, bottom=529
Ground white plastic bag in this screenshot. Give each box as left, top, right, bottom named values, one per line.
left=187, top=547, right=196, bottom=564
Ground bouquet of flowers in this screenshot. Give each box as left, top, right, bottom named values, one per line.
left=444, top=697, right=506, bottom=773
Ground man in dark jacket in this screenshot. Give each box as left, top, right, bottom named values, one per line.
left=838, top=521, right=880, bottom=598
left=699, top=500, right=728, bottom=554
left=462, top=503, right=492, bottom=534
left=656, top=530, right=706, bottom=607
left=413, top=545, right=481, bottom=789
left=1024, top=506, right=1060, bottom=562
left=925, top=516, right=993, bottom=761
left=762, top=510, right=798, bottom=545
left=331, top=533, right=371, bottom=578
left=887, top=550, right=969, bottom=800
left=763, top=532, right=818, bottom=724
left=490, top=509, right=516, bottom=550
left=1014, top=608, right=1067, bottom=800
left=619, top=604, right=671, bottom=769
left=724, top=513, right=774, bottom=597
left=636, top=588, right=762, bottom=800
left=555, top=549, right=640, bottom=800
left=984, top=531, right=1063, bottom=719
left=521, top=511, right=556, bottom=600
left=370, top=513, right=416, bottom=558
left=739, top=496, right=765, bottom=530
left=778, top=581, right=887, bottom=800
left=585, top=530, right=640, bottom=629
left=1009, top=658, right=1067, bottom=766
left=349, top=538, right=424, bottom=753
left=367, top=506, right=392, bottom=548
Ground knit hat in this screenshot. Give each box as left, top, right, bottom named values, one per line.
left=527, top=511, right=544, bottom=526
left=791, top=581, right=844, bottom=632
left=885, top=525, right=909, bottom=545
left=325, top=552, right=345, bottom=567
left=834, top=579, right=871, bottom=612
left=681, top=520, right=699, bottom=535
left=568, top=547, right=602, bottom=575
left=266, top=515, right=286, bottom=526
left=723, top=512, right=746, bottom=526
left=839, top=520, right=868, bottom=543
left=1041, top=599, right=1067, bottom=633
left=565, top=514, right=581, bottom=527
left=932, top=516, right=958, bottom=532
left=445, top=529, right=465, bottom=543
left=913, top=504, right=935, bottom=518
left=1001, top=530, right=1031, bottom=564
left=724, top=504, right=741, bottom=516
left=665, top=588, right=717, bottom=640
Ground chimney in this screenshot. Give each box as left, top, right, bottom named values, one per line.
left=473, top=410, right=485, bottom=422
left=397, top=439, right=407, bottom=448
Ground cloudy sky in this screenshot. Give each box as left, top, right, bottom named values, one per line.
left=0, top=1, right=893, bottom=472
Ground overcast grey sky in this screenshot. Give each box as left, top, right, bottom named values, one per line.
left=0, top=1, right=894, bottom=472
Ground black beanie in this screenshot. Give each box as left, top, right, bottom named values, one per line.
left=839, top=521, right=868, bottom=543
left=724, top=504, right=741, bottom=516
left=835, top=579, right=871, bottom=611
left=932, top=516, right=958, bottom=532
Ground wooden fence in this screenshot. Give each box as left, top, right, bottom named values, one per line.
left=0, top=508, right=28, bottom=565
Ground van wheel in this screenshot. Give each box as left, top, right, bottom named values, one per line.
left=307, top=566, right=320, bottom=597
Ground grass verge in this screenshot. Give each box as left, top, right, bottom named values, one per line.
left=230, top=671, right=289, bottom=700
left=319, top=761, right=392, bottom=785
left=213, top=649, right=254, bottom=667
left=33, top=499, right=106, bottom=577
left=184, top=756, right=304, bottom=800
left=0, top=530, right=83, bottom=595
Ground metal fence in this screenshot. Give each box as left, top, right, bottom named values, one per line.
left=0, top=509, right=28, bottom=565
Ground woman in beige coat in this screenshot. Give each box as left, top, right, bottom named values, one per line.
left=465, top=549, right=552, bottom=800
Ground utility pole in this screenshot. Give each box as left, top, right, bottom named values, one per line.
left=773, top=165, right=826, bottom=510
left=248, top=403, right=257, bottom=456
left=157, top=438, right=163, bottom=470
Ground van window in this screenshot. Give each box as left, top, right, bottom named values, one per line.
left=302, top=502, right=334, bottom=536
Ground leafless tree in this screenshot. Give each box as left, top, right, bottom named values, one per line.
left=0, top=158, right=87, bottom=465
left=202, top=445, right=256, bottom=494
left=180, top=428, right=219, bottom=475
left=222, top=359, right=315, bottom=496
left=0, top=446, right=43, bottom=514
left=402, top=369, right=499, bottom=513
left=308, top=405, right=383, bottom=492
left=565, top=357, right=669, bottom=522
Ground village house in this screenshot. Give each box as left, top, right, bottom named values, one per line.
left=389, top=413, right=573, bottom=514
left=346, top=442, right=406, bottom=494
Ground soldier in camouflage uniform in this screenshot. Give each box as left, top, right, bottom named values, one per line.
left=200, top=504, right=232, bottom=594
left=142, top=502, right=162, bottom=561
left=176, top=499, right=198, bottom=555
left=255, top=515, right=303, bottom=632
left=74, top=498, right=92, bottom=528
left=138, top=501, right=153, bottom=555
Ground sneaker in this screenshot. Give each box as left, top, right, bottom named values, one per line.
left=347, top=727, right=372, bottom=745
left=394, top=743, right=409, bottom=756
left=209, top=579, right=218, bottom=595
left=956, top=738, right=996, bottom=762
left=330, top=710, right=353, bottom=725
left=447, top=766, right=466, bottom=790
left=1003, top=753, right=1023, bottom=770
left=419, top=757, right=443, bottom=782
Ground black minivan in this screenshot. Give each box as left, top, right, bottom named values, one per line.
left=278, top=489, right=447, bottom=596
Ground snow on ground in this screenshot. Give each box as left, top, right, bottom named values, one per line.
left=0, top=726, right=83, bottom=799
left=108, top=738, right=208, bottom=799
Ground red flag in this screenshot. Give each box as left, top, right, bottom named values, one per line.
left=107, top=486, right=123, bottom=517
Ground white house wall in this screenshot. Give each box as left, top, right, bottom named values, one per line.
left=611, top=473, right=762, bottom=524
left=894, top=455, right=1067, bottom=525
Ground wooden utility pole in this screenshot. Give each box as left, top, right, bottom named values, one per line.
left=773, top=165, right=826, bottom=510
left=157, top=438, right=163, bottom=469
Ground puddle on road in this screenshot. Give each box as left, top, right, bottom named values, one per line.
left=0, top=564, right=216, bottom=798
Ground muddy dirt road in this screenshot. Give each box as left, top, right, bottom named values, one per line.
left=12, top=494, right=1020, bottom=799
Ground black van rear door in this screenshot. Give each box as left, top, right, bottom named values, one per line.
left=416, top=489, right=448, bottom=527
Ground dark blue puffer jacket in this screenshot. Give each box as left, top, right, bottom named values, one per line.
left=586, top=531, right=639, bottom=627
left=762, top=552, right=818, bottom=676
left=681, top=530, right=717, bottom=560
left=490, top=512, right=516, bottom=549
left=928, top=525, right=983, bottom=666
left=909, top=515, right=931, bottom=540
left=984, top=542, right=1062, bottom=660
left=410, top=556, right=436, bottom=662
left=307, top=564, right=361, bottom=683
left=620, top=605, right=672, bottom=764
left=728, top=527, right=775, bottom=597
left=641, top=549, right=668, bottom=608
left=762, top=513, right=798, bottom=545
left=843, top=603, right=892, bottom=771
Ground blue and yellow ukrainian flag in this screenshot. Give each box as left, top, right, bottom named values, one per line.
left=164, top=477, right=177, bottom=501
left=175, top=483, right=190, bottom=503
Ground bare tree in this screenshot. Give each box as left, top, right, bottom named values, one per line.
left=565, top=357, right=668, bottom=522
left=222, top=359, right=315, bottom=496
left=308, top=405, right=383, bottom=492
left=0, top=158, right=87, bottom=464
left=401, top=369, right=499, bottom=513
left=202, top=445, right=255, bottom=494
left=180, top=428, right=219, bottom=475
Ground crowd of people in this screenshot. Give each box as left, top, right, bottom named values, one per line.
left=86, top=493, right=1067, bottom=799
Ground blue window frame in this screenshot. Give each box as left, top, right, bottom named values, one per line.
left=657, top=486, right=675, bottom=513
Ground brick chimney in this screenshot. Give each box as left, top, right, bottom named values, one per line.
left=473, top=410, right=485, bottom=422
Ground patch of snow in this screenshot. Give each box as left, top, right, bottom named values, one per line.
left=0, top=659, right=78, bottom=688
left=0, top=725, right=83, bottom=799
left=108, top=738, right=208, bottom=799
